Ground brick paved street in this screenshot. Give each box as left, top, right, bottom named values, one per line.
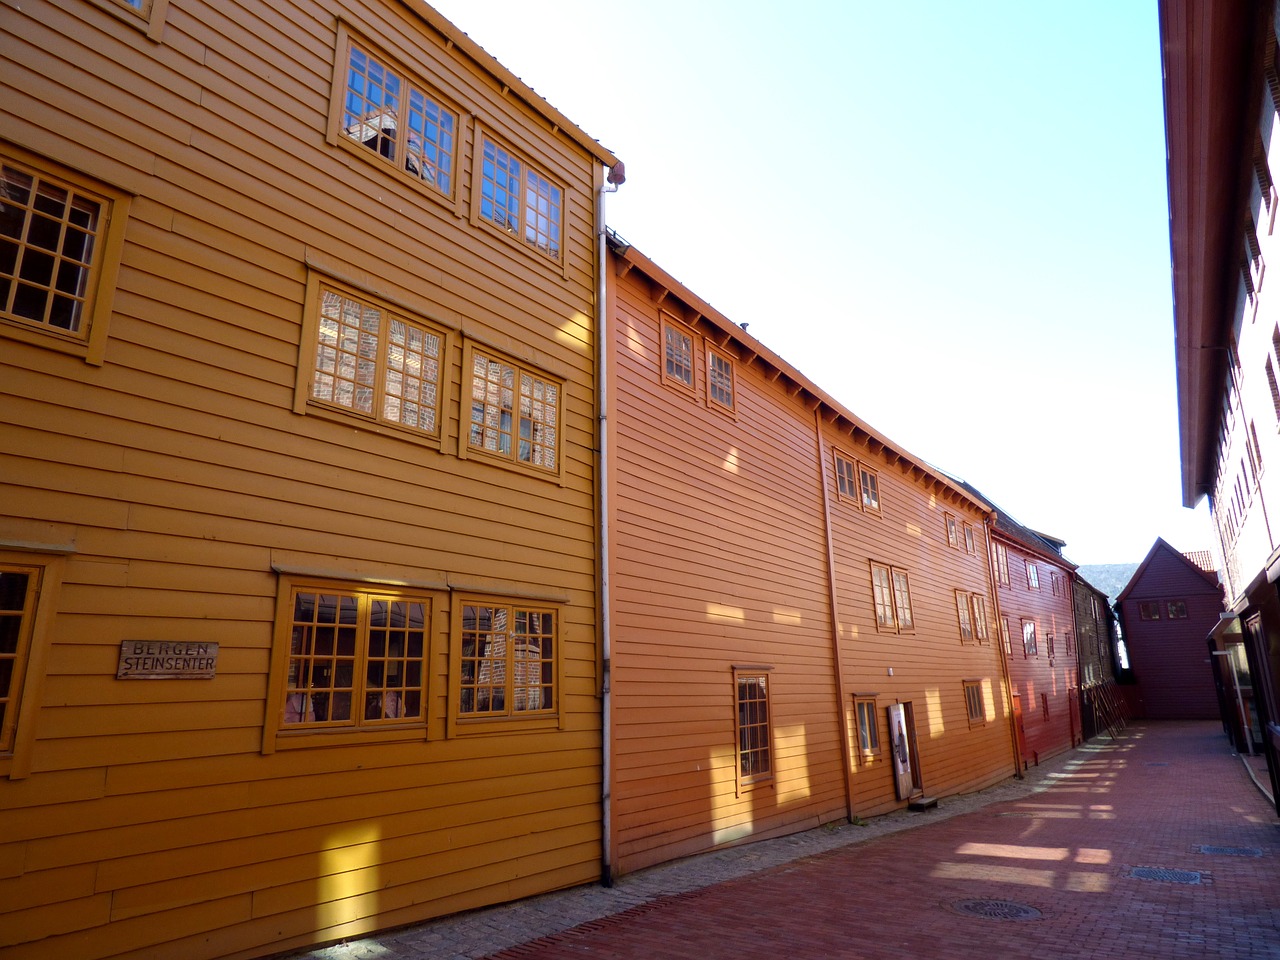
left=287, top=722, right=1279, bottom=960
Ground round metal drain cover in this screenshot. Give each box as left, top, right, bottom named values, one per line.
left=948, top=899, right=1043, bottom=921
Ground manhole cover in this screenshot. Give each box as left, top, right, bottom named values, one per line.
left=947, top=899, right=1043, bottom=921
left=1129, top=866, right=1203, bottom=884
left=1197, top=845, right=1263, bottom=857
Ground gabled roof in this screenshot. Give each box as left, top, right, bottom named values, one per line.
left=1116, top=537, right=1220, bottom=603
left=607, top=233, right=992, bottom=518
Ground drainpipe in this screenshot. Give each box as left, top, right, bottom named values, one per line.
left=597, top=161, right=623, bottom=888
left=984, top=516, right=1022, bottom=779
left=813, top=409, right=856, bottom=821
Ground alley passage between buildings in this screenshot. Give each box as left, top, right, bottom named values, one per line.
left=293, top=723, right=1279, bottom=960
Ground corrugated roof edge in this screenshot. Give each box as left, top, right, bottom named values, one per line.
left=608, top=232, right=992, bottom=518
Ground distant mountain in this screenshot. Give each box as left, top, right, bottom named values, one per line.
left=1076, top=563, right=1140, bottom=606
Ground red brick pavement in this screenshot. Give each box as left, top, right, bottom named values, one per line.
left=483, top=723, right=1280, bottom=960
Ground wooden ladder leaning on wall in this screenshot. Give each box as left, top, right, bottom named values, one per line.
left=1089, top=679, right=1129, bottom=741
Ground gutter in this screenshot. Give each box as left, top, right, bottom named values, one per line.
left=597, top=160, right=624, bottom=887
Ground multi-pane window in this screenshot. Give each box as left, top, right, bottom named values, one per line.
left=1046, top=633, right=1056, bottom=659
left=835, top=452, right=858, bottom=501
left=459, top=601, right=556, bottom=717
left=964, top=523, right=976, bottom=554
left=1022, top=619, right=1038, bottom=657
left=468, top=349, right=560, bottom=472
left=859, top=465, right=880, bottom=512
left=308, top=283, right=443, bottom=435
left=1139, top=602, right=1161, bottom=621
left=734, top=671, right=772, bottom=785
left=1000, top=616, right=1012, bottom=657
left=994, top=543, right=1010, bottom=585
left=963, top=681, right=985, bottom=725
left=891, top=569, right=914, bottom=630
left=945, top=514, right=960, bottom=548
left=0, top=567, right=38, bottom=755
left=1, top=158, right=106, bottom=338
left=1167, top=600, right=1188, bottom=619
left=956, top=592, right=974, bottom=641
left=707, top=347, right=735, bottom=411
left=971, top=594, right=988, bottom=642
left=1026, top=562, right=1040, bottom=590
left=338, top=40, right=457, bottom=195
left=282, top=586, right=427, bottom=729
left=478, top=135, right=563, bottom=260
left=662, top=319, right=695, bottom=390
left=955, top=592, right=988, bottom=643
left=871, top=562, right=913, bottom=632
left=855, top=697, right=880, bottom=758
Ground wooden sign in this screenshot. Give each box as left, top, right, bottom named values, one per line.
left=117, top=641, right=219, bottom=679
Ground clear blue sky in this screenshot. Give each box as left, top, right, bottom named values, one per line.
left=430, top=0, right=1209, bottom=565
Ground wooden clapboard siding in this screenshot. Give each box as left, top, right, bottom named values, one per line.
left=1, top=0, right=617, bottom=956
left=607, top=238, right=1014, bottom=870
left=994, top=528, right=1080, bottom=766
left=824, top=433, right=1011, bottom=815
left=1116, top=540, right=1223, bottom=720
left=608, top=251, right=863, bottom=876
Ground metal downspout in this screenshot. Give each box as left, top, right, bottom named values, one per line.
left=597, top=163, right=622, bottom=887
left=813, top=409, right=856, bottom=821
left=984, top=516, right=1022, bottom=779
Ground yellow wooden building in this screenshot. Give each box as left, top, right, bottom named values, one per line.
left=1, top=1, right=620, bottom=957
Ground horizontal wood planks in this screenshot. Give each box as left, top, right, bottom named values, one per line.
left=1, top=0, right=611, bottom=956
left=995, top=532, right=1080, bottom=765
left=607, top=252, right=1014, bottom=875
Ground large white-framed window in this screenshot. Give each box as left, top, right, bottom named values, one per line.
left=473, top=126, right=567, bottom=267
left=463, top=343, right=562, bottom=477
left=0, top=146, right=130, bottom=365
left=330, top=26, right=460, bottom=207
left=296, top=274, right=447, bottom=440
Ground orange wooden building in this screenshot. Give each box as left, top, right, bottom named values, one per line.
left=603, top=235, right=1018, bottom=877
left=1, top=1, right=620, bottom=957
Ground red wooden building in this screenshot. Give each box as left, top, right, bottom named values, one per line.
left=1116, top=539, right=1224, bottom=720
left=603, top=234, right=1015, bottom=878
left=991, top=513, right=1081, bottom=766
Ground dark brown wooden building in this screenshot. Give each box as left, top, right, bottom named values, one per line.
left=1116, top=539, right=1224, bottom=720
